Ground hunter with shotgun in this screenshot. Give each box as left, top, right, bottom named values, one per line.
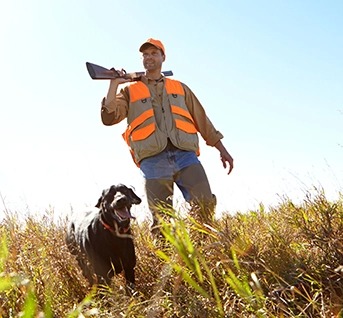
left=89, top=38, right=234, bottom=236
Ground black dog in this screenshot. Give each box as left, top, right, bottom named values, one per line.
left=66, top=184, right=142, bottom=289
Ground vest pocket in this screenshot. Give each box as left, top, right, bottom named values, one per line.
left=132, top=131, right=164, bottom=162
left=176, top=130, right=199, bottom=151
left=175, top=119, right=197, bottom=133
left=131, top=123, right=156, bottom=141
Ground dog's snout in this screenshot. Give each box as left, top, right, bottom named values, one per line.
left=117, top=196, right=128, bottom=205
left=112, top=193, right=129, bottom=208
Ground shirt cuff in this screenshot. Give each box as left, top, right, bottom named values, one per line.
left=206, top=132, right=224, bottom=147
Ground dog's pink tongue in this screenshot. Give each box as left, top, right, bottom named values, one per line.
left=116, top=207, right=131, bottom=220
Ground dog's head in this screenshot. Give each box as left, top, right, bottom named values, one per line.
left=95, top=184, right=142, bottom=233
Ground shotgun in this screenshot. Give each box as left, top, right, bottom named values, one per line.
left=86, top=62, right=173, bottom=81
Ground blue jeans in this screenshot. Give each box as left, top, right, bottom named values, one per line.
left=140, top=147, right=201, bottom=200
left=139, top=146, right=214, bottom=230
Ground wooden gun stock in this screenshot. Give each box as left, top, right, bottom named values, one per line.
left=86, top=62, right=173, bottom=80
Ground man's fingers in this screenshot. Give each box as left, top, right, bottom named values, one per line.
left=227, top=166, right=233, bottom=175
left=221, top=158, right=227, bottom=168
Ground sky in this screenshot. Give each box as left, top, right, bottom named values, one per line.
left=0, top=0, right=342, bottom=223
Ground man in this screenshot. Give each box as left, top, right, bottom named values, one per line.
left=100, top=38, right=234, bottom=233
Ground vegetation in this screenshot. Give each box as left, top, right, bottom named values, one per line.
left=0, top=189, right=343, bottom=317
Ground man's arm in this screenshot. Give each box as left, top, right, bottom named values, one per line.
left=183, top=83, right=234, bottom=175
left=183, top=84, right=223, bottom=146
left=101, top=78, right=130, bottom=125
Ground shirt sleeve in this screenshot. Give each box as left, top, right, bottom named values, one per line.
left=182, top=83, right=224, bottom=146
left=101, top=86, right=130, bottom=126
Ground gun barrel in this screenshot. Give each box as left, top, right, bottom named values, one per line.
left=86, top=62, right=173, bottom=80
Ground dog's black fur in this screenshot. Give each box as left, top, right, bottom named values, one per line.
left=66, top=184, right=142, bottom=288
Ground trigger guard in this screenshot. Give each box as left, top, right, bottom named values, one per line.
left=110, top=67, right=120, bottom=77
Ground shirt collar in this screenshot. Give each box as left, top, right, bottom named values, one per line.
left=141, top=75, right=165, bottom=85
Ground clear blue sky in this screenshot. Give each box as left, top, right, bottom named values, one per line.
left=1, top=0, right=342, bottom=222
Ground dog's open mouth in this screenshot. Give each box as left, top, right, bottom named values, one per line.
left=114, top=206, right=132, bottom=221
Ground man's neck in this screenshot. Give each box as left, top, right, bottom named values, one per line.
left=145, top=70, right=162, bottom=80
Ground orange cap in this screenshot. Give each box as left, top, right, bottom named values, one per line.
left=139, top=38, right=165, bottom=55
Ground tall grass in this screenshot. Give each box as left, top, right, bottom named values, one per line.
left=0, top=189, right=343, bottom=317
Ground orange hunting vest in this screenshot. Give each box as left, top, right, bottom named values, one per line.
left=122, top=78, right=200, bottom=166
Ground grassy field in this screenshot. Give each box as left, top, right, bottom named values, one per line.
left=0, top=189, right=343, bottom=317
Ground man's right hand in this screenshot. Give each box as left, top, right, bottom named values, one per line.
left=111, top=68, right=132, bottom=84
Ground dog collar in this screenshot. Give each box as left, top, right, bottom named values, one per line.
left=100, top=216, right=130, bottom=235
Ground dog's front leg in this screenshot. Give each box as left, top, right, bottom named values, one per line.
left=121, top=239, right=136, bottom=288
left=89, top=254, right=113, bottom=285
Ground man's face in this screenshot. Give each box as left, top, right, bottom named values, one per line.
left=141, top=46, right=165, bottom=72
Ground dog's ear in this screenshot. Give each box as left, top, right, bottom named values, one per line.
left=128, top=188, right=142, bottom=205
left=95, top=189, right=107, bottom=208
left=95, top=196, right=102, bottom=208
left=110, top=185, right=118, bottom=192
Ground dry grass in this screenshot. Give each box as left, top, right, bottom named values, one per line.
left=1, top=189, right=343, bottom=317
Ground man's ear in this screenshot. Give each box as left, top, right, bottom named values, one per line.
left=162, top=54, right=166, bottom=62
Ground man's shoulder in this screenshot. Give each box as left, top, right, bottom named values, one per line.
left=166, top=77, right=189, bottom=88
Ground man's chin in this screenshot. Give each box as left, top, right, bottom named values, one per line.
left=144, top=65, right=160, bottom=72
